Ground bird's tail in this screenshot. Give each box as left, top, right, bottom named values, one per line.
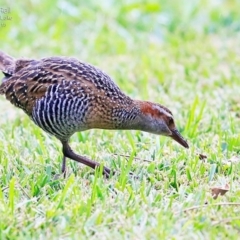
left=0, top=51, right=16, bottom=94
left=0, top=51, right=15, bottom=73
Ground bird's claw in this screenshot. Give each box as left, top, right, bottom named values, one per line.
left=101, top=166, right=115, bottom=178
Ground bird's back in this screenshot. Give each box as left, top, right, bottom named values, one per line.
left=0, top=56, right=129, bottom=112
left=0, top=54, right=134, bottom=140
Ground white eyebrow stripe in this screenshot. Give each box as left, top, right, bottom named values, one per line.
left=162, top=109, right=172, bottom=117
left=152, top=105, right=173, bottom=117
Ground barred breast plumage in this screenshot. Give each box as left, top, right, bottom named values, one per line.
left=0, top=51, right=189, bottom=178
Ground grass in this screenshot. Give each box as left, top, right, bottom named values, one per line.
left=0, top=0, right=240, bottom=239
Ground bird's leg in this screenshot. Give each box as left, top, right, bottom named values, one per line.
left=61, top=141, right=113, bottom=178
left=61, top=156, right=67, bottom=178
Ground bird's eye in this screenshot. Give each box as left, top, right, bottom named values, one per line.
left=169, top=117, right=174, bottom=125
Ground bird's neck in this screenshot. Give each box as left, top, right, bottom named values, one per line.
left=86, top=99, right=140, bottom=130
left=115, top=100, right=165, bottom=135
left=87, top=100, right=156, bottom=132
left=111, top=100, right=153, bottom=131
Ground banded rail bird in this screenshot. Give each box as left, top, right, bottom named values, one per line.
left=0, top=51, right=189, bottom=177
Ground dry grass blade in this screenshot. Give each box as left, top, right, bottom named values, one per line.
left=212, top=217, right=240, bottom=226
left=176, top=202, right=240, bottom=215
left=112, top=153, right=152, bottom=162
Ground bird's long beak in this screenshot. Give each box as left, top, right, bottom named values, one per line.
left=170, top=129, right=189, bottom=148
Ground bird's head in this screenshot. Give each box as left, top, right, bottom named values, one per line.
left=134, top=101, right=189, bottom=148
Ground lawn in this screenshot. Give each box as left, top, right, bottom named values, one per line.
left=0, top=0, right=240, bottom=239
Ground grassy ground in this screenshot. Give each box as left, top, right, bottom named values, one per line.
left=0, top=0, right=240, bottom=239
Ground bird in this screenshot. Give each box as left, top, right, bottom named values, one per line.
left=0, top=51, right=189, bottom=178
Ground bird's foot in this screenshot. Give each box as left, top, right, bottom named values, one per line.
left=128, top=171, right=139, bottom=180
left=53, top=173, right=64, bottom=180
left=61, top=156, right=67, bottom=178
left=101, top=166, right=115, bottom=179
left=62, top=170, right=67, bottom=178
